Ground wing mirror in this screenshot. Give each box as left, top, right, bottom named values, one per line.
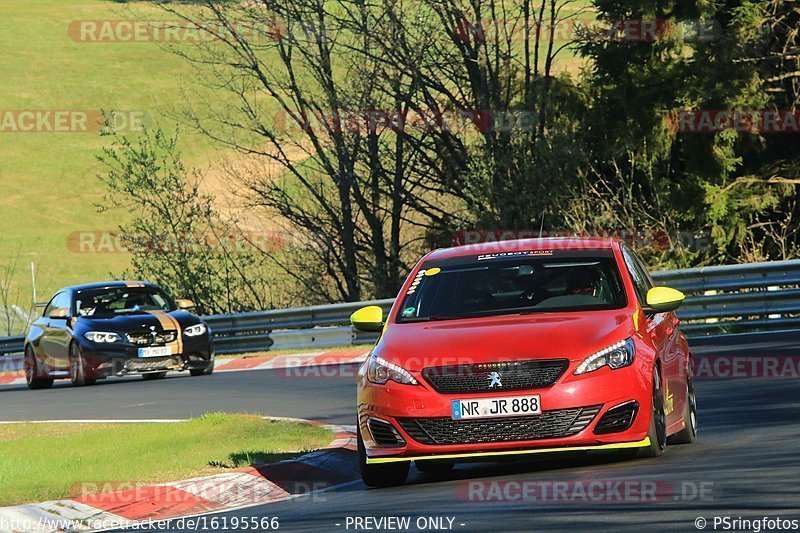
left=646, top=287, right=685, bottom=313
left=175, top=299, right=195, bottom=310
left=350, top=305, right=385, bottom=332
left=49, top=307, right=68, bottom=319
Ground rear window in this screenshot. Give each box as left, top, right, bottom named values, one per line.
left=396, top=251, right=626, bottom=323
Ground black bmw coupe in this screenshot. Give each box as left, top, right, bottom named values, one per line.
left=24, top=281, right=214, bottom=389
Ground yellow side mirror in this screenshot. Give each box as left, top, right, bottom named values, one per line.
left=646, top=287, right=685, bottom=313
left=350, top=305, right=384, bottom=332
left=176, top=299, right=195, bottom=310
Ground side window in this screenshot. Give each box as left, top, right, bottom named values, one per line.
left=621, top=246, right=652, bottom=305
left=630, top=249, right=656, bottom=288
left=46, top=292, right=71, bottom=317
left=43, top=293, right=60, bottom=318
left=58, top=292, right=73, bottom=315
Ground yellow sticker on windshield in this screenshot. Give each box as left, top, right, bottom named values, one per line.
left=425, top=267, right=441, bottom=276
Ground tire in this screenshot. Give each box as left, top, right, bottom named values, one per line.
left=24, top=345, right=53, bottom=390
left=69, top=342, right=96, bottom=387
left=142, top=372, right=167, bottom=381
left=638, top=365, right=667, bottom=458
left=415, top=459, right=454, bottom=474
left=190, top=359, right=214, bottom=377
left=668, top=376, right=698, bottom=445
left=358, top=431, right=409, bottom=487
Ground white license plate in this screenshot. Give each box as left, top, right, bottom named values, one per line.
left=138, top=346, right=172, bottom=358
left=451, top=395, right=541, bottom=420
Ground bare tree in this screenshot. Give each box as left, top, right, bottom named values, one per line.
left=0, top=244, right=26, bottom=336
left=348, top=0, right=588, bottom=229
left=157, top=0, right=466, bottom=301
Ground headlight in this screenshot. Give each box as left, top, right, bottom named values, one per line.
left=184, top=323, right=207, bottom=337
left=84, top=331, right=121, bottom=343
left=367, top=356, right=418, bottom=385
left=574, top=338, right=635, bottom=375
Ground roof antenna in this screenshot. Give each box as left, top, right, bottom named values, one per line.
left=538, top=211, right=545, bottom=238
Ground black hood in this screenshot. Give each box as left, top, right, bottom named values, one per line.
left=76, top=310, right=201, bottom=333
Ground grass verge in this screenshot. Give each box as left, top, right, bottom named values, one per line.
left=0, top=414, right=331, bottom=506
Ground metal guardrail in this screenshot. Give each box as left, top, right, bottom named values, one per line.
left=1, top=260, right=799, bottom=357
left=202, top=299, right=393, bottom=354
left=654, top=259, right=800, bottom=336
left=0, top=336, right=24, bottom=359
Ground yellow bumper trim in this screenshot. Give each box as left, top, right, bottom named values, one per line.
left=366, top=437, right=651, bottom=464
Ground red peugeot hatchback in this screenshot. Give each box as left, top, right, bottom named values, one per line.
left=352, top=238, right=696, bottom=487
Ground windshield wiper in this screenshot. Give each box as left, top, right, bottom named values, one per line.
left=400, top=315, right=461, bottom=323
left=403, top=309, right=542, bottom=322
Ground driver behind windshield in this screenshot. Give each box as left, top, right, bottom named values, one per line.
left=76, top=288, right=175, bottom=317
left=565, top=267, right=601, bottom=297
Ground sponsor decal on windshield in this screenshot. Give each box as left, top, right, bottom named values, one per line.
left=406, top=271, right=425, bottom=295
left=477, top=250, right=554, bottom=261
left=406, top=267, right=443, bottom=295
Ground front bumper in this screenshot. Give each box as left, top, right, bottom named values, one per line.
left=78, top=336, right=213, bottom=377
left=357, top=360, right=653, bottom=461
left=367, top=437, right=651, bottom=464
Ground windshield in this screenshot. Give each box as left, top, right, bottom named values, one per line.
left=397, top=252, right=626, bottom=323
left=75, top=287, right=176, bottom=317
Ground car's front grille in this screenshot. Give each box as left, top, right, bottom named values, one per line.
left=397, top=405, right=601, bottom=445
left=422, top=359, right=569, bottom=394
left=126, top=331, right=177, bottom=346
left=594, top=401, right=639, bottom=434
left=367, top=418, right=406, bottom=447
left=125, top=356, right=180, bottom=372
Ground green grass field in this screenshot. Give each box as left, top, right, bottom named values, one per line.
left=0, top=414, right=331, bottom=505
left=0, top=0, right=222, bottom=320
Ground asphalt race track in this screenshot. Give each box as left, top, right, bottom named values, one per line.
left=3, top=332, right=799, bottom=532
left=0, top=362, right=358, bottom=424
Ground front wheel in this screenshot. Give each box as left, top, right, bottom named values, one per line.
left=358, top=431, right=409, bottom=488
left=69, top=342, right=96, bottom=387
left=638, top=365, right=667, bottom=458
left=190, top=359, right=214, bottom=377
left=24, top=345, right=53, bottom=390
left=668, top=376, right=697, bottom=445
